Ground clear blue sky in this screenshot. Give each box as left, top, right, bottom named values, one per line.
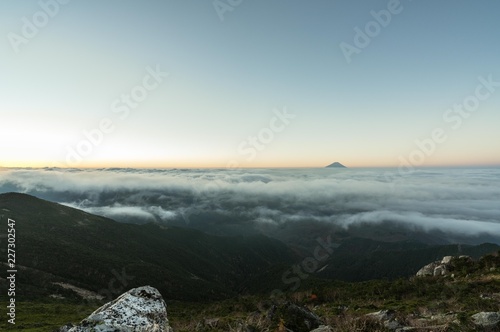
left=1, top=0, right=499, bottom=168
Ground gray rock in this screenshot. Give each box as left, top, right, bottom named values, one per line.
left=472, top=312, right=500, bottom=328
left=441, top=256, right=453, bottom=264
left=310, top=325, right=334, bottom=332
left=416, top=262, right=438, bottom=277
left=58, top=324, right=74, bottom=332
left=270, top=302, right=323, bottom=332
left=417, top=255, right=473, bottom=277
left=62, top=286, right=172, bottom=332
left=366, top=310, right=404, bottom=330
left=366, top=309, right=396, bottom=321
left=433, top=264, right=448, bottom=276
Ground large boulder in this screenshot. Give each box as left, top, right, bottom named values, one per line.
left=60, top=286, right=172, bottom=332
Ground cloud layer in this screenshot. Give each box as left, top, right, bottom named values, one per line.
left=1, top=167, right=499, bottom=242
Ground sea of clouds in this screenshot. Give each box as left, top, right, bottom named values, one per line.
left=0, top=167, right=499, bottom=243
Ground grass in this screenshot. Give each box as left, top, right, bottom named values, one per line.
left=167, top=268, right=500, bottom=331
left=0, top=301, right=96, bottom=331
left=0, top=268, right=498, bottom=331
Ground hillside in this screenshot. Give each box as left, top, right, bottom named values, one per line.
left=165, top=253, right=500, bottom=331
left=318, top=237, right=500, bottom=282
left=3, top=253, right=499, bottom=331
left=0, top=193, right=296, bottom=302
left=1, top=192, right=498, bottom=302
left=0, top=192, right=499, bottom=331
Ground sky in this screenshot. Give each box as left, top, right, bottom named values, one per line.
left=1, top=0, right=499, bottom=168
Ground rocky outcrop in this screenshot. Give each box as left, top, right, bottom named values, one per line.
left=416, top=261, right=439, bottom=277
left=416, top=255, right=472, bottom=277
left=60, top=286, right=172, bottom=332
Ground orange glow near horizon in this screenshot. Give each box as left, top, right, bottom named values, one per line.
left=2, top=157, right=499, bottom=170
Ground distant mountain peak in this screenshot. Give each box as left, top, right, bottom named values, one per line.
left=326, top=162, right=347, bottom=168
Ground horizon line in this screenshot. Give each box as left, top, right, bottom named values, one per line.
left=1, top=164, right=500, bottom=170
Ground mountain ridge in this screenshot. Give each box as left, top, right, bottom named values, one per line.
left=1, top=192, right=499, bottom=301
left=0, top=192, right=296, bottom=301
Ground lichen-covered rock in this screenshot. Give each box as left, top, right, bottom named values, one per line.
left=62, top=286, right=172, bottom=332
